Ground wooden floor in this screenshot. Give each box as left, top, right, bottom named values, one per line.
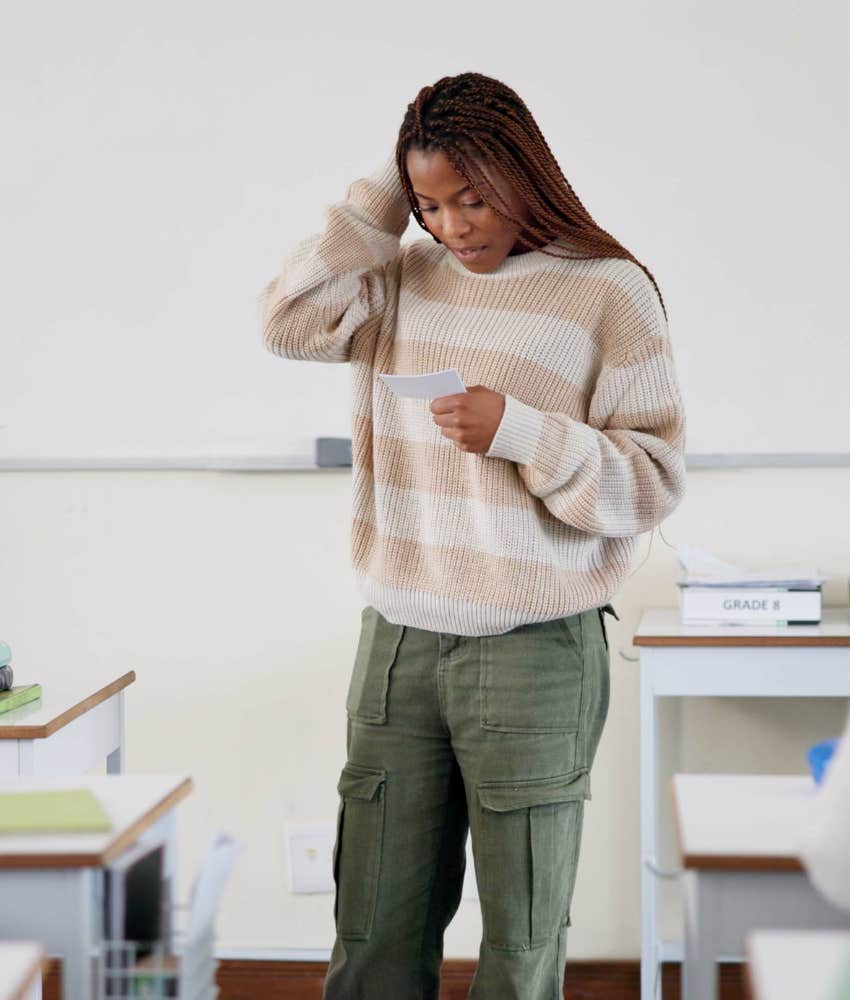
left=42, top=957, right=751, bottom=998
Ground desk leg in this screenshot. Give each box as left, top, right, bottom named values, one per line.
left=18, top=739, right=36, bottom=776
left=0, top=868, right=97, bottom=1000
left=640, top=665, right=659, bottom=1000
left=682, top=870, right=719, bottom=1000
left=106, top=691, right=124, bottom=774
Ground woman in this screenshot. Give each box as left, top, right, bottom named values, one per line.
left=259, top=72, right=686, bottom=1000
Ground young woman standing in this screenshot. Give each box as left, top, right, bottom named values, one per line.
left=260, top=72, right=686, bottom=1000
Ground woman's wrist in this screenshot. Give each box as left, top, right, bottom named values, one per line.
left=346, top=154, right=410, bottom=238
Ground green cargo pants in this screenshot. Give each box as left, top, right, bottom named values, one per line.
left=323, top=604, right=613, bottom=1000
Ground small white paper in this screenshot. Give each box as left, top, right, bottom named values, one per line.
left=675, top=543, right=824, bottom=589
left=378, top=369, right=466, bottom=400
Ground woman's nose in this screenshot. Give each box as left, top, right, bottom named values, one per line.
left=441, top=208, right=472, bottom=241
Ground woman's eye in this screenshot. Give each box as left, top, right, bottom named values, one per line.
left=420, top=201, right=484, bottom=214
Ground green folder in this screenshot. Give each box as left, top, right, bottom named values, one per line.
left=0, top=788, right=112, bottom=833
left=0, top=684, right=42, bottom=716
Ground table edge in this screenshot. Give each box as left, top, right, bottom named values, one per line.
left=634, top=634, right=850, bottom=647
left=0, top=670, right=136, bottom=739
left=670, top=775, right=806, bottom=872
left=0, top=774, right=193, bottom=869
left=3, top=944, right=46, bottom=1000
left=681, top=852, right=803, bottom=871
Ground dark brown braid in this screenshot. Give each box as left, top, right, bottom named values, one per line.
left=396, top=72, right=668, bottom=321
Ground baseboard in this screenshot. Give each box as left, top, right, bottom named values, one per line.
left=211, top=958, right=750, bottom=999
left=41, top=955, right=749, bottom=999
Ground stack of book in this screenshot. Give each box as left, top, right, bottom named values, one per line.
left=0, top=639, right=14, bottom=692
left=676, top=544, right=824, bottom=626
left=0, top=640, right=43, bottom=715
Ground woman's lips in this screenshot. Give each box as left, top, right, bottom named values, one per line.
left=453, top=245, right=487, bottom=261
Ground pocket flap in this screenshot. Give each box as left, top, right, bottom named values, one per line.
left=477, top=767, right=590, bottom=812
left=337, top=763, right=386, bottom=801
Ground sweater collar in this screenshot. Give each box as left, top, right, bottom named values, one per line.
left=441, top=240, right=567, bottom=278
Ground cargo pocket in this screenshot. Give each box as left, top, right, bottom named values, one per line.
left=332, top=762, right=387, bottom=940
left=476, top=768, right=590, bottom=951
left=480, top=616, right=585, bottom=733
left=345, top=606, right=405, bottom=724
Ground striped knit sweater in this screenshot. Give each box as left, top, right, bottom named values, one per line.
left=259, top=155, right=687, bottom=636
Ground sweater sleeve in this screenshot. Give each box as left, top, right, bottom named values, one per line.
left=484, top=275, right=687, bottom=538
left=258, top=154, right=411, bottom=363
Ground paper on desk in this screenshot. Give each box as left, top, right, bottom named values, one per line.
left=378, top=369, right=466, bottom=400
left=675, top=543, right=824, bottom=589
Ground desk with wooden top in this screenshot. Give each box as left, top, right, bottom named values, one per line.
left=633, top=608, right=850, bottom=1000
left=672, top=773, right=850, bottom=1000
left=0, top=773, right=192, bottom=1000
left=0, top=671, right=135, bottom=776
left=0, top=942, right=45, bottom=1000
left=745, top=929, right=850, bottom=1000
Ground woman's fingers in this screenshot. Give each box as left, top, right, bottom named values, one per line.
left=431, top=411, right=462, bottom=428
left=429, top=392, right=467, bottom=415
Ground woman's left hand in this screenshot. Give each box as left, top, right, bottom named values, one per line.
left=430, top=385, right=505, bottom=454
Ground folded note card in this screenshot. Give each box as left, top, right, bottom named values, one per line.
left=0, top=788, right=111, bottom=833
left=378, top=369, right=466, bottom=400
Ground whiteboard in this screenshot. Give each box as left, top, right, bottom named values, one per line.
left=1, top=0, right=848, bottom=467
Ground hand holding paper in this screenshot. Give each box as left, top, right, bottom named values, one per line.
left=378, top=368, right=505, bottom=454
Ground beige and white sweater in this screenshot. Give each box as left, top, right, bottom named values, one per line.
left=259, top=156, right=687, bottom=636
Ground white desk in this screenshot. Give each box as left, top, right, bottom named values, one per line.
left=0, top=943, right=44, bottom=1000
left=634, top=607, right=850, bottom=1000
left=746, top=929, right=850, bottom=1000
left=0, top=773, right=192, bottom=1000
left=0, top=671, right=135, bottom=776
left=672, top=774, right=850, bottom=1000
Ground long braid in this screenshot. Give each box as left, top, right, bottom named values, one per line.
left=396, top=72, right=668, bottom=321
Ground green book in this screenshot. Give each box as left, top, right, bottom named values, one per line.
left=0, top=684, right=42, bottom=716
left=0, top=788, right=111, bottom=833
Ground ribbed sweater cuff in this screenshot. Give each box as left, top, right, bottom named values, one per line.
left=347, top=154, right=411, bottom=238
left=485, top=394, right=545, bottom=465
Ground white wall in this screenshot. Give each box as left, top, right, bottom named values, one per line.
left=2, top=0, right=849, bottom=462
left=1, top=466, right=847, bottom=956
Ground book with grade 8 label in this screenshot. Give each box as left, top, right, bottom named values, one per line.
left=677, top=586, right=821, bottom=624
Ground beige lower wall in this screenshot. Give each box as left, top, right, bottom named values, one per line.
left=0, top=466, right=847, bottom=956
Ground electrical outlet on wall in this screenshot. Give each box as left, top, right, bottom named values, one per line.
left=286, top=823, right=336, bottom=893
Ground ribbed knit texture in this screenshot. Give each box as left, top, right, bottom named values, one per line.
left=259, top=155, right=687, bottom=635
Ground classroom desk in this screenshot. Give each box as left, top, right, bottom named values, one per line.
left=745, top=929, right=850, bottom=1000
left=672, top=774, right=850, bottom=1000
left=0, top=942, right=45, bottom=1000
left=0, top=671, right=135, bottom=776
left=0, top=773, right=192, bottom=1000
left=634, top=607, right=850, bottom=1000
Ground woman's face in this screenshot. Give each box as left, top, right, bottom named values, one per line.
left=405, top=147, right=532, bottom=273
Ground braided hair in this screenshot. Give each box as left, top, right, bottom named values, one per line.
left=396, top=72, right=667, bottom=320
